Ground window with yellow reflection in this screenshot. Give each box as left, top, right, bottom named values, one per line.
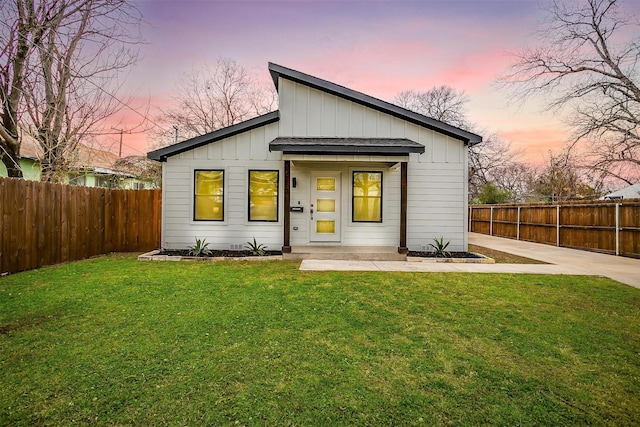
left=248, top=170, right=279, bottom=222
left=194, top=170, right=224, bottom=221
left=352, top=171, right=382, bottom=222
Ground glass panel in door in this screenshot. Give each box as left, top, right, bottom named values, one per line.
left=310, top=172, right=341, bottom=242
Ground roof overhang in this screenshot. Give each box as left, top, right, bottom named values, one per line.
left=269, top=137, right=425, bottom=156
left=147, top=111, right=280, bottom=162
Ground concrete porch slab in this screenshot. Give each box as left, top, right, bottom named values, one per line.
left=284, top=246, right=406, bottom=261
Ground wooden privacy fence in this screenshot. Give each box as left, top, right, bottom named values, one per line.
left=469, top=200, right=640, bottom=258
left=0, top=177, right=161, bottom=274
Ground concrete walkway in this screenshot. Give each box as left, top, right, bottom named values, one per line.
left=299, top=233, right=640, bottom=289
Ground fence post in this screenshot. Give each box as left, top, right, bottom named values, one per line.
left=490, top=206, right=493, bottom=236
left=469, top=206, right=472, bottom=232
left=616, top=203, right=620, bottom=256
left=556, top=205, right=560, bottom=247
left=516, top=206, right=521, bottom=240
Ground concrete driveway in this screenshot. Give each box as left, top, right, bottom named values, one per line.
left=468, top=233, right=639, bottom=288
left=299, top=233, right=640, bottom=289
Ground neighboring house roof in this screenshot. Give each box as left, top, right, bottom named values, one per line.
left=601, top=183, right=640, bottom=200
left=269, top=137, right=425, bottom=155
left=68, top=145, right=138, bottom=177
left=17, top=132, right=138, bottom=178
left=147, top=111, right=280, bottom=162
left=18, top=130, right=42, bottom=160
left=268, top=62, right=483, bottom=145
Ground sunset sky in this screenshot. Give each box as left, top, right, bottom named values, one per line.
left=106, top=0, right=575, bottom=164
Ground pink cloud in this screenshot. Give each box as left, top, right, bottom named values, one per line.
left=499, top=128, right=572, bottom=165
left=428, top=49, right=512, bottom=91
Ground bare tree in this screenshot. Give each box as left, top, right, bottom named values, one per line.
left=395, top=86, right=470, bottom=129
left=1, top=0, right=60, bottom=177
left=154, top=58, right=277, bottom=148
left=1, top=0, right=143, bottom=182
left=530, top=148, right=603, bottom=202
left=394, top=86, right=522, bottom=200
left=468, top=133, right=523, bottom=201
left=490, top=162, right=538, bottom=202
left=500, top=0, right=640, bottom=186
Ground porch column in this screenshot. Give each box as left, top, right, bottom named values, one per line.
left=398, top=161, right=408, bottom=254
left=282, top=160, right=291, bottom=253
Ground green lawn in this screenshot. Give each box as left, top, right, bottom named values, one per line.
left=1, top=255, right=639, bottom=426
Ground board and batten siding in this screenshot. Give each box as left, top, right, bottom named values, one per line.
left=278, top=78, right=468, bottom=251
left=161, top=122, right=284, bottom=250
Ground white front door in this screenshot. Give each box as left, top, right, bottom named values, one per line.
left=310, top=172, right=341, bottom=242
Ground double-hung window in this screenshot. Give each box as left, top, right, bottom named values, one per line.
left=194, top=170, right=224, bottom=221
left=248, top=170, right=279, bottom=222
left=352, top=171, right=382, bottom=222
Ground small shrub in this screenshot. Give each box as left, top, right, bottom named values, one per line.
left=188, top=238, right=212, bottom=257
left=429, top=237, right=451, bottom=258
left=246, top=237, right=267, bottom=256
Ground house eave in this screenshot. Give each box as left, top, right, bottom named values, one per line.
left=269, top=137, right=425, bottom=156
left=277, top=148, right=418, bottom=156
left=147, top=111, right=281, bottom=162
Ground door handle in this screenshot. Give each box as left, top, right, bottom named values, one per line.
left=310, top=208, right=314, bottom=220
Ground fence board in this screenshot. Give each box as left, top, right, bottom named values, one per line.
left=470, top=200, right=640, bottom=258
left=23, top=180, right=35, bottom=272
left=116, top=190, right=127, bottom=250
left=37, top=181, right=47, bottom=269
left=0, top=177, right=161, bottom=274
left=60, top=184, right=69, bottom=263
left=0, top=180, right=4, bottom=273
left=103, top=189, right=112, bottom=253
left=69, top=186, right=79, bottom=262
left=9, top=179, right=24, bottom=273
left=50, top=184, right=62, bottom=268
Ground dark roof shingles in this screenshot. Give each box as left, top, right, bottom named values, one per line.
left=269, top=137, right=425, bottom=155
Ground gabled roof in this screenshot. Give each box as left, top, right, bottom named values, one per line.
left=270, top=137, right=425, bottom=156
left=147, top=111, right=280, bottom=162
left=268, top=62, right=482, bottom=145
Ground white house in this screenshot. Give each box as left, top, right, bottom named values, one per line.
left=148, top=63, right=482, bottom=259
